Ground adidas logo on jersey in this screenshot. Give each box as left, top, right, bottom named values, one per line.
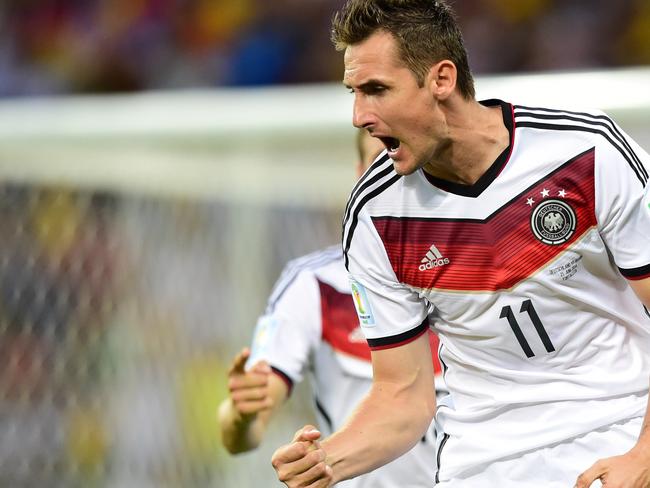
left=419, top=244, right=450, bottom=271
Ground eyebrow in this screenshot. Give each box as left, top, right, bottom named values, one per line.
left=343, top=79, right=387, bottom=91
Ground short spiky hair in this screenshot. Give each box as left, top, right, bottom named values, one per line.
left=331, top=0, right=475, bottom=99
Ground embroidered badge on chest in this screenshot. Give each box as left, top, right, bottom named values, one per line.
left=526, top=188, right=577, bottom=245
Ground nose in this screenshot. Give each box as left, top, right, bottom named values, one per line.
left=352, top=95, right=374, bottom=130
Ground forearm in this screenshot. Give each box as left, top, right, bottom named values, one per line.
left=322, top=371, right=436, bottom=483
left=218, top=398, right=266, bottom=454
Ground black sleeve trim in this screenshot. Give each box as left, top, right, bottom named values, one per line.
left=271, top=366, right=294, bottom=397
left=619, top=263, right=650, bottom=280
left=367, top=318, right=429, bottom=351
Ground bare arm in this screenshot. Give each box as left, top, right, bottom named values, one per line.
left=272, top=332, right=436, bottom=486
left=575, top=277, right=650, bottom=488
left=218, top=347, right=289, bottom=454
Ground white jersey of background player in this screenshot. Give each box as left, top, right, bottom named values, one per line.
left=218, top=129, right=445, bottom=487
left=270, top=2, right=650, bottom=487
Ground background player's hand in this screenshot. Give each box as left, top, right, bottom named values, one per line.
left=575, top=448, right=650, bottom=488
left=226, top=347, right=274, bottom=422
left=271, top=425, right=333, bottom=487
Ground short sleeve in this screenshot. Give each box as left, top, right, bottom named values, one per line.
left=347, top=209, right=429, bottom=350
left=595, top=117, right=650, bottom=280
left=247, top=266, right=321, bottom=390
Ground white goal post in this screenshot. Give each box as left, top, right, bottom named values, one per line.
left=0, top=67, right=649, bottom=208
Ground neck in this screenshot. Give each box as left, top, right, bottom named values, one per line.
left=423, top=99, right=509, bottom=185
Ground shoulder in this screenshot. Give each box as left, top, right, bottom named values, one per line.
left=343, top=151, right=401, bottom=224
left=512, top=103, right=622, bottom=145
left=266, top=245, right=343, bottom=312
left=512, top=104, right=648, bottom=184
left=513, top=103, right=608, bottom=124
left=343, top=153, right=404, bottom=267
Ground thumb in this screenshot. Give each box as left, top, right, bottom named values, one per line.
left=229, top=347, right=251, bottom=375
left=292, top=425, right=322, bottom=443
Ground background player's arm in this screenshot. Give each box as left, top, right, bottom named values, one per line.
left=218, top=347, right=289, bottom=454
left=575, top=276, right=650, bottom=487
left=271, top=332, right=435, bottom=486
left=221, top=259, right=321, bottom=456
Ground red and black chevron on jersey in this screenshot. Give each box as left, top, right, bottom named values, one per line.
left=372, top=147, right=597, bottom=292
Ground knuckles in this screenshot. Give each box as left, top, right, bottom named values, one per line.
left=270, top=450, right=284, bottom=470
left=313, top=461, right=329, bottom=477
left=306, top=449, right=324, bottom=465
left=228, top=374, right=267, bottom=393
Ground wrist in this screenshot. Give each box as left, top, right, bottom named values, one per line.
left=321, top=438, right=342, bottom=484
left=218, top=398, right=262, bottom=454
left=220, top=398, right=256, bottom=428
left=630, top=438, right=650, bottom=463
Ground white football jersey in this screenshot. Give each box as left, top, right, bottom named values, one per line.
left=343, top=100, right=650, bottom=482
left=249, top=245, right=445, bottom=488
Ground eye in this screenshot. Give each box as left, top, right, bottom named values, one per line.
left=365, top=85, right=387, bottom=95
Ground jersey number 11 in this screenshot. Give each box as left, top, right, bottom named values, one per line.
left=500, top=299, right=555, bottom=358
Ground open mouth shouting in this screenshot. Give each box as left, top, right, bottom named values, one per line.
left=378, top=136, right=401, bottom=158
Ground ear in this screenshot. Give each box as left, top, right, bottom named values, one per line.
left=426, top=60, right=457, bottom=101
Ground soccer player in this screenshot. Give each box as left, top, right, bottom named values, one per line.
left=270, top=1, right=650, bottom=487
left=218, top=128, right=446, bottom=487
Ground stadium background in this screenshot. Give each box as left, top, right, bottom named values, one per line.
left=0, top=1, right=649, bottom=487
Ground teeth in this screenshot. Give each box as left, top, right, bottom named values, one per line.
left=380, top=137, right=400, bottom=152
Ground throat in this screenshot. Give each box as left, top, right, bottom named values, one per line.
left=424, top=133, right=510, bottom=186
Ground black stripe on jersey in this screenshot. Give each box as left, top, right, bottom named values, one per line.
left=644, top=306, right=650, bottom=319
left=366, top=318, right=429, bottom=349
left=343, top=173, right=402, bottom=270
left=515, top=108, right=648, bottom=186
left=517, top=109, right=649, bottom=182
left=438, top=345, right=449, bottom=375
left=271, top=366, right=294, bottom=396
left=345, top=151, right=389, bottom=218
left=434, top=433, right=450, bottom=484
left=314, top=396, right=333, bottom=432
left=266, top=246, right=340, bottom=313
left=618, top=262, right=650, bottom=280
left=515, top=106, right=648, bottom=182
left=343, top=152, right=392, bottom=224
left=517, top=120, right=645, bottom=186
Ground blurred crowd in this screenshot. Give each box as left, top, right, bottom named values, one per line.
left=0, top=0, right=649, bottom=97
left=0, top=180, right=341, bottom=486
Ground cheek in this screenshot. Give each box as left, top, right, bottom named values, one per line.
left=403, top=119, right=435, bottom=146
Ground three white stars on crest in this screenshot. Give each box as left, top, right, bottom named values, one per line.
left=526, top=188, right=567, bottom=206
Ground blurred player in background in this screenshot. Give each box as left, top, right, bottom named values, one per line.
left=271, top=1, right=650, bottom=487
left=218, top=129, right=446, bottom=487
